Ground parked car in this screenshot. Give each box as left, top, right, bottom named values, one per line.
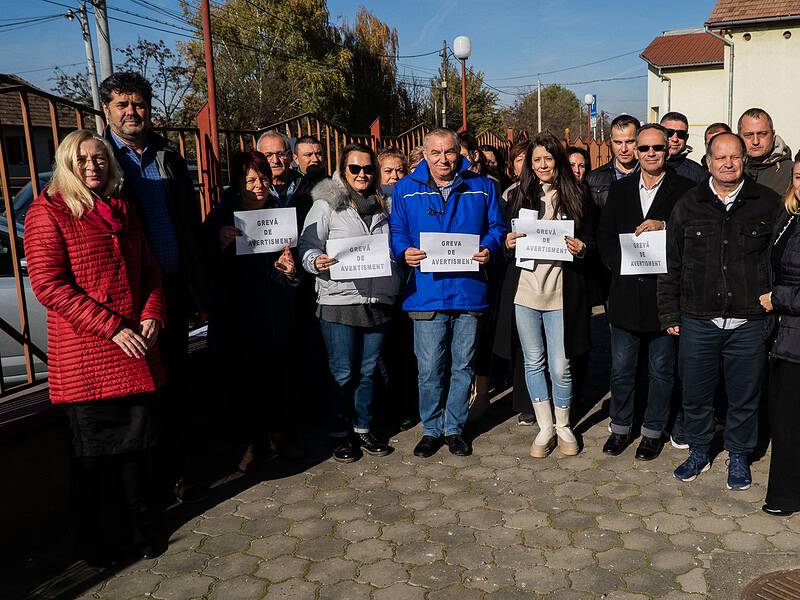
left=0, top=174, right=50, bottom=386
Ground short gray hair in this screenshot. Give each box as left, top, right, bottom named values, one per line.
left=257, top=129, right=291, bottom=152
left=423, top=127, right=460, bottom=151
left=636, top=123, right=668, bottom=146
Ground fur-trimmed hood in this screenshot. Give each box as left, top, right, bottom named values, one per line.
left=311, top=171, right=353, bottom=211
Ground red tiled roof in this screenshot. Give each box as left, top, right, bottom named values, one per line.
left=640, top=32, right=724, bottom=69
left=0, top=74, right=87, bottom=128
left=707, top=0, right=800, bottom=25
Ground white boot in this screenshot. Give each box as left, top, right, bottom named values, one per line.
left=554, top=406, right=579, bottom=456
left=530, top=401, right=556, bottom=458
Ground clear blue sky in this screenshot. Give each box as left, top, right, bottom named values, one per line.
left=1, top=0, right=718, bottom=123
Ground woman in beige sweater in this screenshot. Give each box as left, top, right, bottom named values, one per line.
left=496, top=133, right=594, bottom=458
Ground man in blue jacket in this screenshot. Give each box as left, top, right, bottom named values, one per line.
left=390, top=128, right=506, bottom=458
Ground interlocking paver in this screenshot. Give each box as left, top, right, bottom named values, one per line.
left=57, top=388, right=800, bottom=600
left=207, top=575, right=267, bottom=600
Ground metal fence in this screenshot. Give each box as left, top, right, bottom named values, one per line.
left=0, top=81, right=612, bottom=397
left=0, top=84, right=436, bottom=397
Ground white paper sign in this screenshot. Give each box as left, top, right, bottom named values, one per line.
left=515, top=219, right=574, bottom=262
left=512, top=215, right=535, bottom=271
left=419, top=232, right=479, bottom=272
left=619, top=230, right=668, bottom=275
left=326, top=233, right=391, bottom=281
left=233, top=208, right=297, bottom=255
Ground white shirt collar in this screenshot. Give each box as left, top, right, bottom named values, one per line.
left=709, top=177, right=745, bottom=206
left=639, top=172, right=666, bottom=191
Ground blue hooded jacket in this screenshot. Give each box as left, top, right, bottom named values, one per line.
left=389, top=157, right=506, bottom=312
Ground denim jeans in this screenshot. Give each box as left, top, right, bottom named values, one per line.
left=514, top=305, right=571, bottom=409
left=609, top=326, right=676, bottom=438
left=678, top=317, right=765, bottom=454
left=413, top=312, right=479, bottom=437
left=320, top=319, right=387, bottom=435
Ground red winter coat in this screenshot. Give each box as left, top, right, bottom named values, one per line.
left=24, top=190, right=166, bottom=404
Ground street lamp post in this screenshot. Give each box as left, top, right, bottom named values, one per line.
left=453, top=36, right=471, bottom=133
left=584, top=94, right=594, bottom=143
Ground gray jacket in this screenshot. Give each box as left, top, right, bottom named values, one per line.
left=300, top=172, right=401, bottom=306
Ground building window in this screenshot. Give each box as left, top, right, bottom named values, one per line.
left=743, top=33, right=752, bottom=41
left=784, top=31, right=792, bottom=39
left=5, top=136, right=27, bottom=166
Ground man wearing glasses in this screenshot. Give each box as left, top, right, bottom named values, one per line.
left=660, top=112, right=706, bottom=185
left=389, top=128, right=505, bottom=458
left=598, top=124, right=695, bottom=461
left=658, top=132, right=781, bottom=490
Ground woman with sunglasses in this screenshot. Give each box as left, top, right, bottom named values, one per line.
left=300, top=143, right=402, bottom=462
left=494, top=132, right=594, bottom=458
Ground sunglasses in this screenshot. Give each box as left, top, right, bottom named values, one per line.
left=664, top=128, right=689, bottom=140
left=347, top=164, right=375, bottom=175
left=637, top=144, right=667, bottom=153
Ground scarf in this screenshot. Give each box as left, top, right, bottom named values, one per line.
left=84, top=193, right=127, bottom=233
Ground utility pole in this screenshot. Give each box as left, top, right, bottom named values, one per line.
left=92, top=0, right=113, bottom=81
left=440, top=39, right=448, bottom=129
left=578, top=104, right=582, bottom=138
left=433, top=85, right=438, bottom=128
left=537, top=79, right=542, bottom=133
left=77, top=3, right=104, bottom=132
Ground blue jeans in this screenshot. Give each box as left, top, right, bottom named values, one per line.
left=678, top=317, right=765, bottom=454
left=514, top=305, right=571, bottom=409
left=413, top=312, right=479, bottom=437
left=320, top=319, right=387, bottom=435
left=609, top=326, right=676, bottom=438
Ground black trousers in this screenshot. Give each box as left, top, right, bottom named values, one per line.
left=766, top=359, right=800, bottom=510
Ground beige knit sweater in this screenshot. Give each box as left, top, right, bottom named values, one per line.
left=514, top=183, right=564, bottom=311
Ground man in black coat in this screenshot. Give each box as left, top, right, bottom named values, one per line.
left=598, top=124, right=695, bottom=460
left=658, top=132, right=782, bottom=490
left=660, top=111, right=707, bottom=185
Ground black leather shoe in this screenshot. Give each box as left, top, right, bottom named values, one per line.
left=355, top=432, right=393, bottom=456
left=413, top=435, right=442, bottom=458
left=399, top=415, right=419, bottom=431
left=333, top=437, right=362, bottom=463
left=445, top=434, right=472, bottom=456
left=602, top=432, right=631, bottom=456
left=635, top=435, right=663, bottom=461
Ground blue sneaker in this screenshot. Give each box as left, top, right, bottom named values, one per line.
left=726, top=452, right=752, bottom=490
left=673, top=448, right=711, bottom=482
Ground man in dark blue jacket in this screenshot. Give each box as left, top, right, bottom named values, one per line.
left=660, top=111, right=707, bottom=185
left=390, top=128, right=505, bottom=458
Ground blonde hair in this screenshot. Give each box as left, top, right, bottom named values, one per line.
left=785, top=159, right=800, bottom=216
left=48, top=129, right=122, bottom=218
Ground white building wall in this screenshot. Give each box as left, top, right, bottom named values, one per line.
left=728, top=26, right=800, bottom=155
left=644, top=64, right=726, bottom=162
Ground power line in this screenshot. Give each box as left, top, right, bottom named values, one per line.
left=486, top=49, right=645, bottom=81
left=16, top=61, right=84, bottom=74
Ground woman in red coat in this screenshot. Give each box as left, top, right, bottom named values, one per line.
left=24, top=129, right=166, bottom=566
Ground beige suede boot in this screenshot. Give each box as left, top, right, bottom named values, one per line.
left=554, top=406, right=579, bottom=456
left=530, top=401, right=557, bottom=458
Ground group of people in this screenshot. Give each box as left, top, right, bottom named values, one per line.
left=20, top=69, right=800, bottom=567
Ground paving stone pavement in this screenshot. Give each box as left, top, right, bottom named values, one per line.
left=74, top=397, right=800, bottom=600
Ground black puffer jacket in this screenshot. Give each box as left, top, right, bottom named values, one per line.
left=769, top=211, right=800, bottom=363
left=658, top=177, right=782, bottom=328
left=667, top=152, right=706, bottom=185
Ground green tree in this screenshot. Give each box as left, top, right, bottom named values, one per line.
left=179, top=0, right=352, bottom=129
left=426, top=59, right=501, bottom=136
left=504, top=84, right=583, bottom=141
